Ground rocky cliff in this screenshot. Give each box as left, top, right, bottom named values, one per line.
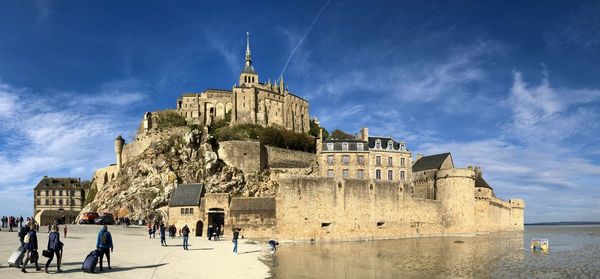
left=79, top=127, right=286, bottom=222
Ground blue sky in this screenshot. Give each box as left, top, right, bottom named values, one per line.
left=1, top=0, right=599, bottom=222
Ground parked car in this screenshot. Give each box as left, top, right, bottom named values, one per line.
left=94, top=213, right=115, bottom=225
left=79, top=212, right=99, bottom=224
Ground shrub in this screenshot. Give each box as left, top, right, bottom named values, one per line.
left=155, top=111, right=187, bottom=128
left=213, top=124, right=315, bottom=152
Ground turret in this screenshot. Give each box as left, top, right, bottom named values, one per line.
left=114, top=135, right=125, bottom=171
left=435, top=168, right=475, bottom=234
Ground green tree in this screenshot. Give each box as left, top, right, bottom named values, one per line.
left=330, top=129, right=353, bottom=140
left=309, top=119, right=329, bottom=139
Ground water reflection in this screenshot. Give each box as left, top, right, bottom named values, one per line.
left=263, top=226, right=600, bottom=279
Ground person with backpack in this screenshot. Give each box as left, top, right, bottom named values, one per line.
left=21, top=222, right=41, bottom=273
left=181, top=224, right=190, bottom=250
left=159, top=223, right=167, bottom=246
left=18, top=223, right=31, bottom=249
left=44, top=225, right=63, bottom=273
left=96, top=225, right=114, bottom=271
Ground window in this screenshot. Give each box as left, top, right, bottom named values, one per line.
left=388, top=170, right=393, bottom=181
left=342, top=169, right=349, bottom=179
left=45, top=190, right=48, bottom=196
left=327, top=155, right=334, bottom=165
left=376, top=156, right=381, bottom=166
left=180, top=208, right=194, bottom=215
left=401, top=158, right=406, bottom=167
left=400, top=144, right=406, bottom=151
left=388, top=157, right=393, bottom=166
left=59, top=200, right=63, bottom=205
left=401, top=171, right=406, bottom=181
left=45, top=199, right=48, bottom=205
left=387, top=140, right=394, bottom=150
left=357, top=169, right=364, bottom=179
left=342, top=155, right=349, bottom=165
left=327, top=169, right=334, bottom=178
left=375, top=170, right=381, bottom=180
left=342, top=142, right=348, bottom=151
left=357, top=143, right=364, bottom=150
left=52, top=199, right=56, bottom=205
left=327, top=143, right=334, bottom=151
left=357, top=155, right=365, bottom=165
left=375, top=140, right=382, bottom=149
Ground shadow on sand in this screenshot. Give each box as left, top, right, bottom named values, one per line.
left=238, top=250, right=261, bottom=255
left=55, top=263, right=168, bottom=274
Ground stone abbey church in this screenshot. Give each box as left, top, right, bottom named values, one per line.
left=175, top=33, right=310, bottom=133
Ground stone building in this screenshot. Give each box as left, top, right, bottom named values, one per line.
left=316, top=127, right=412, bottom=183
left=175, top=33, right=309, bottom=133
left=33, top=176, right=89, bottom=225
left=411, top=153, right=454, bottom=199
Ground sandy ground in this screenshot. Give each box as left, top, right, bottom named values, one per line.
left=0, top=225, right=271, bottom=279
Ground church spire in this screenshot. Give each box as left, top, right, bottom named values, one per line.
left=245, top=32, right=252, bottom=67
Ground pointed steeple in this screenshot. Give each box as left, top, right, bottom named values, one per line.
left=245, top=32, right=252, bottom=67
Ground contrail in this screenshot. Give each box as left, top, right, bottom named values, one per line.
left=279, top=0, right=332, bottom=78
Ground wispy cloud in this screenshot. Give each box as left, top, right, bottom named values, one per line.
left=0, top=79, right=146, bottom=216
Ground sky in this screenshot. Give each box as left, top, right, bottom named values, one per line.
left=0, top=0, right=599, bottom=222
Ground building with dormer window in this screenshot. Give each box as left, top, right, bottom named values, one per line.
left=33, top=176, right=90, bottom=225
left=316, top=127, right=412, bottom=183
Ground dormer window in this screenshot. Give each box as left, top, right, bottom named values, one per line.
left=375, top=139, right=382, bottom=149
left=357, top=143, right=364, bottom=150
left=400, top=144, right=406, bottom=151
left=387, top=140, right=394, bottom=150
left=342, top=142, right=348, bottom=151
left=327, top=143, right=334, bottom=151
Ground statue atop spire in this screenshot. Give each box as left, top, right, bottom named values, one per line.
left=245, top=32, right=252, bottom=67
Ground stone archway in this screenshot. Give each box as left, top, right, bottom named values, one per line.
left=196, top=220, right=203, bottom=237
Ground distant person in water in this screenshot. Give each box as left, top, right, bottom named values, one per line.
left=181, top=225, right=190, bottom=250
left=268, top=240, right=279, bottom=254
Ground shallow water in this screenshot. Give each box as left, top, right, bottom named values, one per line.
left=262, top=225, right=600, bottom=278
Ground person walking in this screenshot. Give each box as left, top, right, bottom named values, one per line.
left=18, top=223, right=30, bottom=249
left=44, top=225, right=63, bottom=273
left=232, top=228, right=240, bottom=254
left=181, top=224, right=190, bottom=250
left=63, top=225, right=67, bottom=238
left=208, top=225, right=213, bottom=241
left=159, top=223, right=167, bottom=246
left=96, top=225, right=114, bottom=271
left=21, top=222, right=41, bottom=273
left=148, top=223, right=153, bottom=239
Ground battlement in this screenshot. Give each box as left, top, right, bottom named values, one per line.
left=435, top=168, right=475, bottom=179
left=509, top=198, right=525, bottom=209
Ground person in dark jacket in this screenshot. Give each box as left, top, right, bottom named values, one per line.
left=44, top=225, right=62, bottom=273
left=18, top=224, right=30, bottom=249
left=96, top=225, right=114, bottom=271
left=232, top=228, right=240, bottom=254
left=181, top=225, right=190, bottom=250
left=21, top=222, right=40, bottom=273
left=159, top=223, right=167, bottom=246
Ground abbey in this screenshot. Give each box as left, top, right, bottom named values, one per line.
left=175, top=33, right=310, bottom=133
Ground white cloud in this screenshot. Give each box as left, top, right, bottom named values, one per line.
left=0, top=79, right=146, bottom=216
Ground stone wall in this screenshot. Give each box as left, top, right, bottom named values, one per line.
left=217, top=140, right=265, bottom=174
left=121, top=127, right=188, bottom=165
left=265, top=145, right=315, bottom=168
left=229, top=197, right=276, bottom=238
left=92, top=165, right=118, bottom=192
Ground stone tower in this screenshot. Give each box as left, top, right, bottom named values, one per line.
left=114, top=135, right=125, bottom=172
left=435, top=168, right=475, bottom=234
left=239, top=32, right=258, bottom=86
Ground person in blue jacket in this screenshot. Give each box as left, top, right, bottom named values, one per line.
left=44, top=225, right=63, bottom=273
left=96, top=225, right=114, bottom=271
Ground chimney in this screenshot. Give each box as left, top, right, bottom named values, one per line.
left=316, top=128, right=323, bottom=154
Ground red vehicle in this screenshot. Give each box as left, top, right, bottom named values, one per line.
left=79, top=212, right=99, bottom=224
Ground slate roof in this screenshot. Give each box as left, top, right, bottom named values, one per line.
left=230, top=197, right=276, bottom=212
left=169, top=183, right=204, bottom=207
left=34, top=177, right=84, bottom=190
left=475, top=176, right=493, bottom=189
left=367, top=136, right=409, bottom=151
left=242, top=65, right=256, bottom=74
left=412, top=153, right=452, bottom=172
left=321, top=140, right=369, bottom=152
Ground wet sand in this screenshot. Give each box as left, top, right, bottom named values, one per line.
left=0, top=225, right=270, bottom=278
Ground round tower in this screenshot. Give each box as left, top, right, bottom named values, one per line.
left=114, top=135, right=125, bottom=171
left=435, top=168, right=475, bottom=234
